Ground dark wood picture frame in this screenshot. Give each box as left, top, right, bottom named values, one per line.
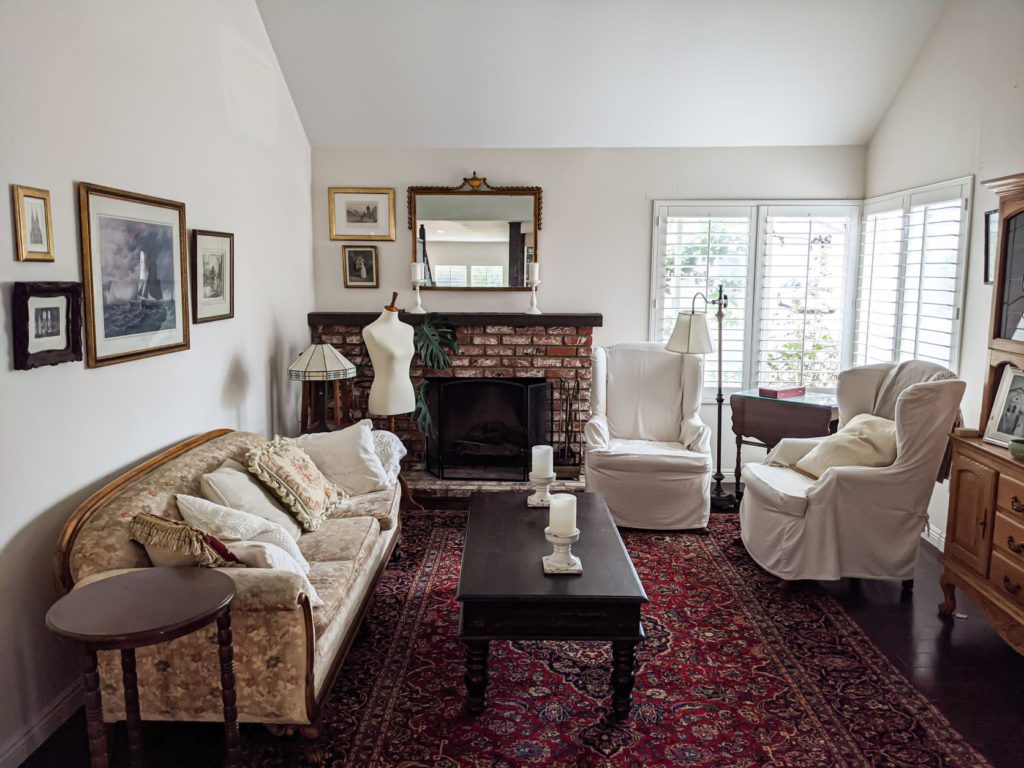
left=12, top=282, right=83, bottom=369
left=984, top=209, right=998, bottom=285
left=342, top=245, right=379, bottom=288
left=190, top=229, right=235, bottom=323
left=78, top=182, right=189, bottom=367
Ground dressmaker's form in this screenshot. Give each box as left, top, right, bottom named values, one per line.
left=362, top=292, right=415, bottom=417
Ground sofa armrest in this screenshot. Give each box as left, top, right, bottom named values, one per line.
left=584, top=415, right=611, bottom=452
left=74, top=567, right=307, bottom=612
left=764, top=437, right=827, bottom=467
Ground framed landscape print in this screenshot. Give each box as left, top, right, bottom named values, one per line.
left=12, top=185, right=55, bottom=262
left=343, top=245, right=379, bottom=288
left=984, top=365, right=1024, bottom=446
left=329, top=187, right=395, bottom=241
left=12, top=282, right=83, bottom=369
left=78, top=183, right=189, bottom=367
left=191, top=229, right=234, bottom=323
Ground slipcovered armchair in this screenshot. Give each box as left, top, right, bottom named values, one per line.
left=584, top=342, right=712, bottom=529
left=739, top=362, right=965, bottom=585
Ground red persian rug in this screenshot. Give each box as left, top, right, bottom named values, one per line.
left=242, top=509, right=991, bottom=767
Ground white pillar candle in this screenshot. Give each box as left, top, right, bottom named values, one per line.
left=549, top=493, right=577, bottom=536
left=529, top=262, right=540, bottom=285
left=411, top=262, right=425, bottom=282
left=532, top=445, right=553, bottom=477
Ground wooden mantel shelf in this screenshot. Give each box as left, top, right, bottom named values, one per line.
left=308, top=311, right=603, bottom=328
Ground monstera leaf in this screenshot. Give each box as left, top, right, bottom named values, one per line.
left=414, top=380, right=435, bottom=438
left=414, top=313, right=459, bottom=370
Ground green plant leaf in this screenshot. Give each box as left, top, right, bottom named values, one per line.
left=414, top=380, right=435, bottom=438
left=414, top=313, right=459, bottom=371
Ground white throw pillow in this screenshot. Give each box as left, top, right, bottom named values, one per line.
left=296, top=419, right=390, bottom=497
left=176, top=494, right=309, bottom=573
left=795, top=413, right=898, bottom=480
left=227, top=541, right=324, bottom=608
left=372, top=429, right=407, bottom=486
left=201, top=459, right=302, bottom=541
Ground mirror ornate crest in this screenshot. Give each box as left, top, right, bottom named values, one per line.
left=408, top=172, right=542, bottom=291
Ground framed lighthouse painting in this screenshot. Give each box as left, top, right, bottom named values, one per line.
left=78, top=182, right=190, bottom=367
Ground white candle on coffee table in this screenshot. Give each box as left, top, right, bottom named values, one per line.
left=549, top=493, right=577, bottom=536
left=532, top=445, right=553, bottom=477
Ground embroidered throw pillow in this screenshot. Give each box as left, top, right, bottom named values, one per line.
left=247, top=436, right=344, bottom=531
left=129, top=512, right=241, bottom=568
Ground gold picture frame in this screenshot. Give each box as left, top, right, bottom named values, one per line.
left=328, top=187, right=396, bottom=241
left=12, top=185, right=55, bottom=262
left=78, top=182, right=190, bottom=367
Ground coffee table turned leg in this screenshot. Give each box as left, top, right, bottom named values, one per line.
left=463, top=640, right=489, bottom=715
left=82, top=647, right=109, bottom=768
left=120, top=648, right=145, bottom=767
left=216, top=610, right=242, bottom=767
left=610, top=640, right=638, bottom=722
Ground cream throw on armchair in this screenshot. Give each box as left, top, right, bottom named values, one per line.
left=739, top=362, right=966, bottom=582
left=584, top=342, right=712, bottom=529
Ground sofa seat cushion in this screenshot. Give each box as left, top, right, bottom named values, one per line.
left=590, top=439, right=711, bottom=475
left=308, top=560, right=358, bottom=636
left=741, top=462, right=813, bottom=518
left=326, top=483, right=399, bottom=531
left=298, top=516, right=380, bottom=567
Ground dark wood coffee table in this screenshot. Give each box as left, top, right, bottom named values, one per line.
left=46, top=568, right=240, bottom=768
left=457, top=492, right=648, bottom=720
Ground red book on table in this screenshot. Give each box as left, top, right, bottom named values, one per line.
left=758, top=385, right=806, bottom=399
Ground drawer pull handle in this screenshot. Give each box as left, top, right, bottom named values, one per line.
left=1004, top=576, right=1022, bottom=596
left=1012, top=495, right=1024, bottom=514
left=1009, top=536, right=1024, bottom=555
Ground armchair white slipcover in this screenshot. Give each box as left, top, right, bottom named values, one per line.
left=739, top=363, right=966, bottom=582
left=584, top=342, right=712, bottom=529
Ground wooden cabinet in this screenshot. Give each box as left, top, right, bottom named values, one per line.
left=939, top=436, right=1024, bottom=654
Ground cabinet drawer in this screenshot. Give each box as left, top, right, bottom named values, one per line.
left=994, top=512, right=1024, bottom=562
left=996, top=473, right=1024, bottom=517
left=990, top=551, right=1024, bottom=612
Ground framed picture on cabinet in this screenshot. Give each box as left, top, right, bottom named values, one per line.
left=328, top=187, right=395, bottom=241
left=191, top=230, right=234, bottom=323
left=12, top=282, right=83, bottom=369
left=78, top=182, right=189, bottom=367
left=12, top=185, right=55, bottom=262
left=342, top=245, right=379, bottom=288
left=984, top=365, right=1024, bottom=445
left=984, top=209, right=998, bottom=285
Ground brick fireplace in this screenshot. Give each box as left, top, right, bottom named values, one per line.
left=308, top=312, right=602, bottom=476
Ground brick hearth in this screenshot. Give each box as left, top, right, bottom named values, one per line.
left=309, top=312, right=603, bottom=473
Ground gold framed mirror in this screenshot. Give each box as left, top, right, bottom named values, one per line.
left=408, top=172, right=542, bottom=291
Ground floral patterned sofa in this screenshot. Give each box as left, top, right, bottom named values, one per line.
left=55, top=428, right=401, bottom=756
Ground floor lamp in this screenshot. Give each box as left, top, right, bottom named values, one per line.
left=665, top=284, right=735, bottom=510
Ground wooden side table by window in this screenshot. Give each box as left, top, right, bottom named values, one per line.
left=46, top=568, right=240, bottom=768
left=730, top=390, right=839, bottom=492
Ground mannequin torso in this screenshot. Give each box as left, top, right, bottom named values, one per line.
left=363, top=306, right=415, bottom=415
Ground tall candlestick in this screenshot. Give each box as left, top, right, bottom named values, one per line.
left=549, top=493, right=577, bottom=536
left=532, top=445, right=553, bottom=477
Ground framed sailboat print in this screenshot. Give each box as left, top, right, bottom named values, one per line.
left=78, top=183, right=190, bottom=367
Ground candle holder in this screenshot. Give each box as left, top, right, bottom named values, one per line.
left=409, top=279, right=426, bottom=314
left=543, top=526, right=582, bottom=574
left=527, top=472, right=555, bottom=507
left=526, top=278, right=542, bottom=315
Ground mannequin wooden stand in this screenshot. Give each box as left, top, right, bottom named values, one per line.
left=388, top=415, right=425, bottom=511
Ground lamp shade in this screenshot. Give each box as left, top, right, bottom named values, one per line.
left=665, top=312, right=713, bottom=354
left=288, top=342, right=357, bottom=381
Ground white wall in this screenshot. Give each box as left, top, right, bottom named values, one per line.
left=0, top=1, right=314, bottom=763
left=865, top=0, right=1024, bottom=545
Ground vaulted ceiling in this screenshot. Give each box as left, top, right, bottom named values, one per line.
left=256, top=0, right=946, bottom=149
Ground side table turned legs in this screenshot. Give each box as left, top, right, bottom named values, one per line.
left=120, top=648, right=144, bottom=768
left=217, top=609, right=242, bottom=768
left=82, top=648, right=109, bottom=768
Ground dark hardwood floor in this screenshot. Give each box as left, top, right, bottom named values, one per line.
left=21, top=512, right=1024, bottom=768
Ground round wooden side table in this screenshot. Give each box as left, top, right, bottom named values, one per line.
left=46, top=567, right=241, bottom=768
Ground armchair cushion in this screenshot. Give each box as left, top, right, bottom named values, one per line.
left=605, top=439, right=710, bottom=473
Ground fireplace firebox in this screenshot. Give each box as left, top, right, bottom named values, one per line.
left=425, top=377, right=552, bottom=480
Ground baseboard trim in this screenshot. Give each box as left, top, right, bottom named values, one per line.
left=0, top=679, right=82, bottom=768
left=922, top=522, right=946, bottom=552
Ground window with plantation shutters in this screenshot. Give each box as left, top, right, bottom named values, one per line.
left=853, top=179, right=970, bottom=370
left=650, top=205, right=753, bottom=393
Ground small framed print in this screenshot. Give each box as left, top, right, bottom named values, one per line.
left=12, top=185, right=55, bottom=262
left=12, top=282, right=83, bottom=369
left=329, top=187, right=395, bottom=241
left=191, top=230, right=234, bottom=323
left=343, top=246, right=379, bottom=288
left=984, top=209, right=998, bottom=285
left=984, top=365, right=1024, bottom=446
